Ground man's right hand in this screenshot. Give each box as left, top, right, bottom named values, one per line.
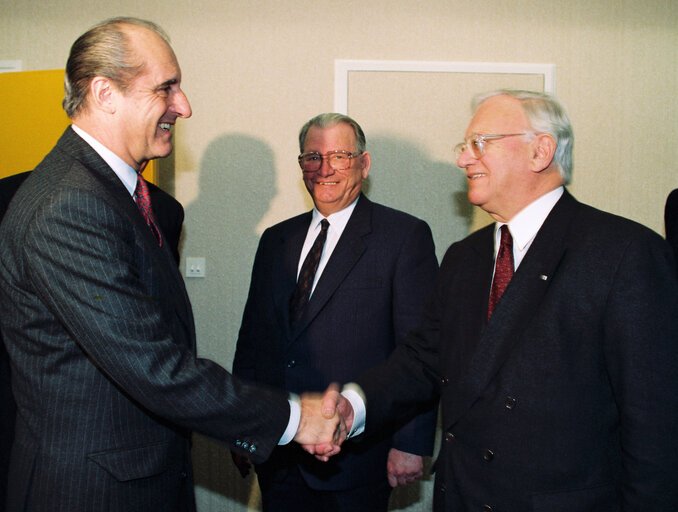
left=301, top=383, right=355, bottom=461
left=293, top=383, right=347, bottom=456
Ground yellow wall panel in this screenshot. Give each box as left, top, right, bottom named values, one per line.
left=0, top=69, right=70, bottom=179
left=0, top=69, right=157, bottom=182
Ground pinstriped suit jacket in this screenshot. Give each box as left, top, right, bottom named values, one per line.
left=0, top=170, right=182, bottom=512
left=0, top=127, right=290, bottom=512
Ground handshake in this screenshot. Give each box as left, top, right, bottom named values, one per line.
left=232, top=383, right=356, bottom=477
left=293, top=383, right=355, bottom=461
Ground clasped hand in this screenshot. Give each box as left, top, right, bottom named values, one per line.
left=294, top=383, right=354, bottom=461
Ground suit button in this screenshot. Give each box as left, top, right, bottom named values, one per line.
left=444, top=432, right=455, bottom=443
left=235, top=440, right=242, bottom=447
left=482, top=505, right=493, bottom=512
left=248, top=444, right=256, bottom=453
left=505, top=396, right=516, bottom=410
left=242, top=442, right=250, bottom=450
left=483, top=449, right=494, bottom=461
left=287, top=360, right=296, bottom=368
left=438, top=483, right=446, bottom=493
left=441, top=376, right=449, bottom=385
left=180, top=471, right=188, bottom=479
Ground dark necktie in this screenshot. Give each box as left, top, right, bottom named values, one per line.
left=134, top=173, right=162, bottom=246
left=289, top=219, right=330, bottom=325
left=488, top=225, right=514, bottom=319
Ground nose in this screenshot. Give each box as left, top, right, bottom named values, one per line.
left=171, top=89, right=192, bottom=119
left=456, top=145, right=475, bottom=169
left=316, top=157, right=335, bottom=177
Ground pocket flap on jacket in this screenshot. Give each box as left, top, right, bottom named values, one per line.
left=87, top=442, right=170, bottom=482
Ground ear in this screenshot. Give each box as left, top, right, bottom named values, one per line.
left=359, top=151, right=371, bottom=179
left=89, top=76, right=117, bottom=114
left=530, top=133, right=557, bottom=173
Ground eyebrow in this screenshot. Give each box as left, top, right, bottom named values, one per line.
left=157, top=78, right=179, bottom=89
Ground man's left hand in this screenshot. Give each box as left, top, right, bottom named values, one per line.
left=386, top=448, right=423, bottom=487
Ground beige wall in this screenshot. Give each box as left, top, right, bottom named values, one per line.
left=3, top=1, right=677, bottom=511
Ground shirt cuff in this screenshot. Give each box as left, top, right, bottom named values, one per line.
left=341, top=384, right=366, bottom=438
left=278, top=394, right=301, bottom=445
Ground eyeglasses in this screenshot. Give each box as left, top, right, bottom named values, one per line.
left=298, top=150, right=363, bottom=172
left=453, top=133, right=532, bottom=159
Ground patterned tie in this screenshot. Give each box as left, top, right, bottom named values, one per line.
left=488, top=225, right=514, bottom=319
left=289, top=219, right=330, bottom=325
left=134, top=173, right=162, bottom=246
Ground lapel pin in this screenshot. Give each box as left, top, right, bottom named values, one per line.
left=539, top=274, right=548, bottom=281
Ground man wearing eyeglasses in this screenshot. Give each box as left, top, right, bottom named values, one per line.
left=322, top=90, right=678, bottom=511
left=232, top=113, right=438, bottom=512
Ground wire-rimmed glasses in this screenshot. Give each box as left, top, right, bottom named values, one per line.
left=454, top=133, right=532, bottom=159
left=298, top=150, right=363, bottom=172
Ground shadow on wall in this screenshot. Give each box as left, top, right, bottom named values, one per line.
left=185, top=133, right=278, bottom=510
left=366, top=135, right=472, bottom=261
left=185, top=133, right=473, bottom=512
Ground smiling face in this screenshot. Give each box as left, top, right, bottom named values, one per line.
left=301, top=122, right=371, bottom=216
left=456, top=95, right=541, bottom=223
left=110, top=25, right=192, bottom=170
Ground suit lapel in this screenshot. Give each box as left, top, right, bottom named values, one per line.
left=291, top=195, right=371, bottom=338
left=446, top=191, right=579, bottom=426
left=272, top=212, right=311, bottom=338
left=455, top=226, right=495, bottom=361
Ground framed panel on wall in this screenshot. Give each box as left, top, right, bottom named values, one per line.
left=334, top=60, right=556, bottom=257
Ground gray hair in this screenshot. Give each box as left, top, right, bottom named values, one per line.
left=298, top=113, right=366, bottom=154
left=63, top=17, right=170, bottom=118
left=473, top=89, right=574, bottom=184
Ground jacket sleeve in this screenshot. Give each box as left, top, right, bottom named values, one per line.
left=602, top=229, right=678, bottom=509
left=387, top=218, right=439, bottom=456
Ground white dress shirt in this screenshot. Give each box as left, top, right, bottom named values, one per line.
left=71, top=124, right=138, bottom=197
left=297, top=198, right=359, bottom=295
left=493, top=186, right=564, bottom=271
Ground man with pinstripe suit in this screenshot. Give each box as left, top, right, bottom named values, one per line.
left=0, top=167, right=183, bottom=512
left=0, top=17, right=343, bottom=512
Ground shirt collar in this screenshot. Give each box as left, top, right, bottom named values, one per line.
left=310, top=196, right=359, bottom=233
left=497, top=186, right=564, bottom=252
left=71, top=123, right=138, bottom=197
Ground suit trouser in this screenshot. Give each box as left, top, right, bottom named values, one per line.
left=259, top=464, right=391, bottom=512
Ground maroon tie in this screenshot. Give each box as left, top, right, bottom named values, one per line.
left=134, top=173, right=162, bottom=246
left=289, top=219, right=330, bottom=325
left=488, top=225, right=514, bottom=319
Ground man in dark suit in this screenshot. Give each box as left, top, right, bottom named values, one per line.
left=0, top=168, right=183, bottom=512
left=664, top=189, right=678, bottom=264
left=0, top=17, right=342, bottom=512
left=232, top=113, right=438, bottom=511
left=324, top=90, right=678, bottom=511
left=0, top=172, right=31, bottom=512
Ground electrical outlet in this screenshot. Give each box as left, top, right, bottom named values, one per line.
left=185, top=257, right=206, bottom=278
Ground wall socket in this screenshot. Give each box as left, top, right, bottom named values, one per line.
left=185, top=257, right=206, bottom=278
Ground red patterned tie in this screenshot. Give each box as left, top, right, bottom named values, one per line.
left=134, top=173, right=162, bottom=246
left=488, top=225, right=513, bottom=319
left=289, top=219, right=330, bottom=325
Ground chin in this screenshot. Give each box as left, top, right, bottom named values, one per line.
left=152, top=144, right=173, bottom=159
